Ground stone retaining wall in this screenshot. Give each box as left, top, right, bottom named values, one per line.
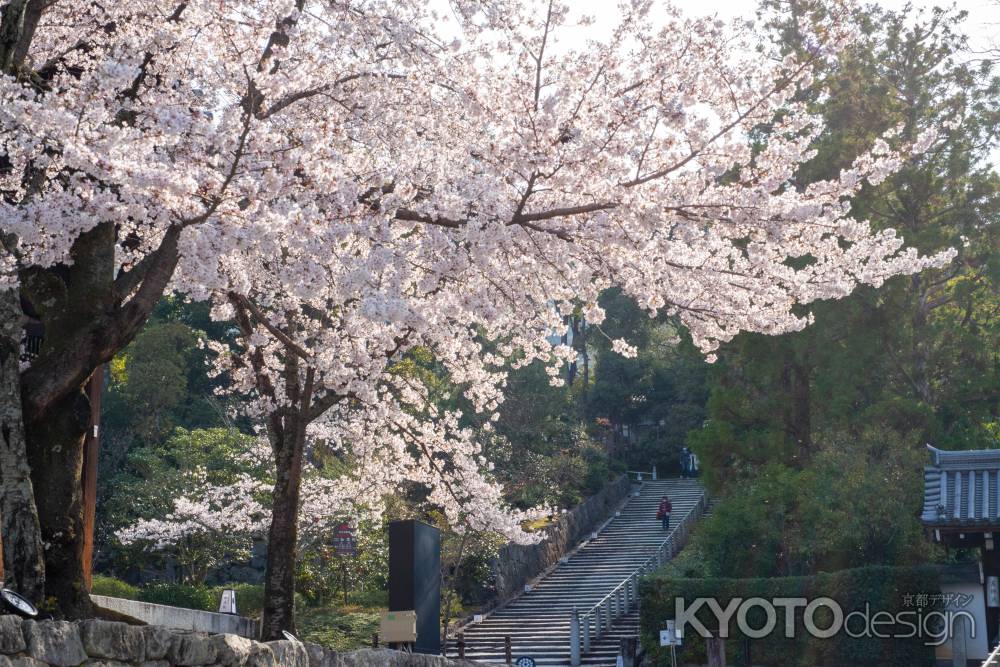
left=490, top=474, right=631, bottom=600
left=0, top=616, right=484, bottom=667
left=90, top=597, right=258, bottom=639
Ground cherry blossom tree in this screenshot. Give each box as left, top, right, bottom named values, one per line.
left=115, top=466, right=375, bottom=585
left=0, top=0, right=955, bottom=630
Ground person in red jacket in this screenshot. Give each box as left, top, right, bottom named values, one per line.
left=656, top=495, right=672, bottom=531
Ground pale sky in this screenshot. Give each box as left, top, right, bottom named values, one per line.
left=556, top=1, right=998, bottom=52
left=662, top=0, right=1000, bottom=52
left=556, top=0, right=999, bottom=166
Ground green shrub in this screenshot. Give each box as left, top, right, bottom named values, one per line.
left=345, top=588, right=388, bottom=609
left=138, top=583, right=219, bottom=611
left=92, top=577, right=305, bottom=619
left=639, top=565, right=941, bottom=667
left=91, top=575, right=140, bottom=600
left=297, top=607, right=383, bottom=652
left=226, top=583, right=266, bottom=618
left=134, top=582, right=273, bottom=617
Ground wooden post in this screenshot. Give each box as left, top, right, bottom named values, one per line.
left=372, top=633, right=379, bottom=649
left=81, top=368, right=104, bottom=591
left=707, top=636, right=726, bottom=667
left=504, top=635, right=512, bottom=665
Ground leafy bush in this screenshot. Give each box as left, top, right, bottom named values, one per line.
left=91, top=575, right=139, bottom=600
left=298, top=607, right=383, bottom=652
left=688, top=429, right=933, bottom=579
left=92, top=576, right=271, bottom=618
left=640, top=565, right=941, bottom=667
left=138, top=583, right=220, bottom=612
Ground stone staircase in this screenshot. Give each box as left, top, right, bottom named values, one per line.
left=454, top=478, right=706, bottom=666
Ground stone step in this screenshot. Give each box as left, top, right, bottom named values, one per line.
left=457, top=479, right=706, bottom=665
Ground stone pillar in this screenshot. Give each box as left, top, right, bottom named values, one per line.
left=952, top=614, right=968, bottom=667
left=570, top=607, right=580, bottom=666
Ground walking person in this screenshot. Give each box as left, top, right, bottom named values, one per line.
left=657, top=495, right=672, bottom=531
left=680, top=447, right=691, bottom=477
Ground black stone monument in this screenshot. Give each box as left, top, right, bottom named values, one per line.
left=388, top=519, right=441, bottom=654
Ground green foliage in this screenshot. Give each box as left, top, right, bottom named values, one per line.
left=688, top=1, right=1000, bottom=577
left=296, top=517, right=390, bottom=606
left=585, top=289, right=708, bottom=476
left=297, top=601, right=385, bottom=652
left=481, top=358, right=618, bottom=510
left=97, top=297, right=244, bottom=568
left=90, top=576, right=272, bottom=619
left=690, top=428, right=935, bottom=579
left=137, top=583, right=226, bottom=614
left=640, top=566, right=941, bottom=667
left=101, top=427, right=267, bottom=582
left=138, top=582, right=274, bottom=618
left=102, top=426, right=264, bottom=534
left=109, top=323, right=201, bottom=442
left=91, top=575, right=139, bottom=600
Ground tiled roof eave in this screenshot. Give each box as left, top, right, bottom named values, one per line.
left=921, top=519, right=1000, bottom=530
left=928, top=444, right=1000, bottom=468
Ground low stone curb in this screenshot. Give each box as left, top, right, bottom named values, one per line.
left=0, top=616, right=486, bottom=667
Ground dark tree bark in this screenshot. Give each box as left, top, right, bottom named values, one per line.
left=260, top=421, right=306, bottom=639
left=0, top=288, right=45, bottom=601
left=15, top=221, right=181, bottom=618
left=230, top=297, right=318, bottom=640
left=17, top=224, right=114, bottom=618
left=26, top=390, right=90, bottom=616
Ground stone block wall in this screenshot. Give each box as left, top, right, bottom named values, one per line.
left=490, top=474, right=631, bottom=600
left=0, top=616, right=483, bottom=667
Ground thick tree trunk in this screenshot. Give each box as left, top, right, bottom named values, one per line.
left=0, top=288, right=45, bottom=600
left=260, top=426, right=305, bottom=639
left=20, top=223, right=115, bottom=619
left=26, top=389, right=91, bottom=617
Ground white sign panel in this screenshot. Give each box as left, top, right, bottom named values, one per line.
left=218, top=589, right=236, bottom=615
left=660, top=620, right=682, bottom=646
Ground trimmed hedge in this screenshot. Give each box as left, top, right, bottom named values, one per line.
left=639, top=565, right=942, bottom=667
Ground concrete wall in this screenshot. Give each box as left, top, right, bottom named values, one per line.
left=489, top=474, right=631, bottom=600
left=91, top=595, right=259, bottom=639
left=0, top=615, right=485, bottom=667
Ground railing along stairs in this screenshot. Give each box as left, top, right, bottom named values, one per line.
left=567, top=488, right=707, bottom=666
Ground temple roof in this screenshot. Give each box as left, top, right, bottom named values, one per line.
left=922, top=445, right=1000, bottom=528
